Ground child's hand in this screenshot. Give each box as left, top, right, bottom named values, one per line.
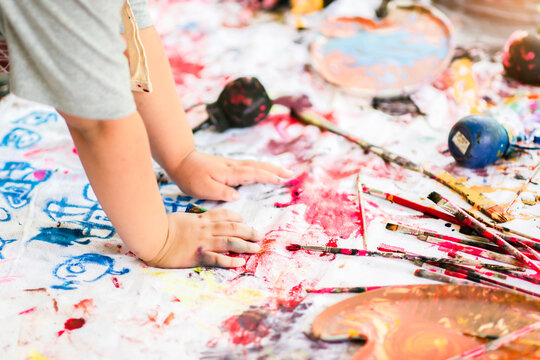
left=170, top=151, right=293, bottom=201
left=146, top=208, right=261, bottom=268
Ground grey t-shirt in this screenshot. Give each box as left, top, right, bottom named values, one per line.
left=0, top=0, right=153, bottom=119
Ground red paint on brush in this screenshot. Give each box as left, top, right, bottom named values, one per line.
left=167, top=53, right=204, bottom=85
left=286, top=244, right=301, bottom=251
left=58, top=318, right=86, bottom=336
left=275, top=173, right=361, bottom=239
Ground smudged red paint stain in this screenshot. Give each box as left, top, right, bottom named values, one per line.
left=18, top=307, right=36, bottom=315
left=74, top=299, right=93, bottom=313
left=167, top=53, right=204, bottom=85
left=111, top=277, right=120, bottom=288
left=57, top=318, right=85, bottom=336
left=266, top=135, right=313, bottom=161
left=72, top=147, right=78, bottom=155
left=206, top=338, right=218, bottom=348
left=163, top=312, right=175, bottom=326
left=261, top=113, right=299, bottom=139
left=223, top=310, right=269, bottom=346
left=275, top=173, right=361, bottom=239
left=52, top=298, right=58, bottom=312
left=171, top=296, right=181, bottom=302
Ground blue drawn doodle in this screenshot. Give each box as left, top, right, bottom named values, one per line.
left=29, top=227, right=91, bottom=247
left=1, top=128, right=41, bottom=149
left=0, top=162, right=52, bottom=208
left=162, top=193, right=204, bottom=213
left=0, top=207, right=10, bottom=222
left=44, top=184, right=114, bottom=239
left=51, top=253, right=129, bottom=290
left=13, top=111, right=58, bottom=126
left=0, top=236, right=16, bottom=259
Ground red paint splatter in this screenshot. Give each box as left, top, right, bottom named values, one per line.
left=33, top=171, right=47, bottom=181
left=275, top=173, right=361, bottom=239
left=111, top=277, right=120, bottom=288
left=326, top=238, right=338, bottom=247
left=18, top=307, right=36, bottom=315
left=163, top=312, right=175, bottom=326
left=277, top=283, right=305, bottom=309
left=171, top=296, right=181, bottom=302
left=167, top=53, right=204, bottom=85
left=52, top=298, right=58, bottom=312
left=72, top=147, right=78, bottom=155
left=58, top=318, right=85, bottom=336
left=222, top=310, right=269, bottom=346
left=74, top=299, right=93, bottom=313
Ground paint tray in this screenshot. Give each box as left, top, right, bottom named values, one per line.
left=310, top=284, right=540, bottom=359
left=310, top=1, right=455, bottom=97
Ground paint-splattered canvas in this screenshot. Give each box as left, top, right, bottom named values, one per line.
left=1, top=0, right=540, bottom=359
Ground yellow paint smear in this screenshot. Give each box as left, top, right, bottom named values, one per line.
left=26, top=350, right=49, bottom=360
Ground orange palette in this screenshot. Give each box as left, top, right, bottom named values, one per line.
left=310, top=2, right=454, bottom=96
left=310, top=284, right=540, bottom=360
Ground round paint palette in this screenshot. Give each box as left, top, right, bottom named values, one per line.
left=310, top=1, right=454, bottom=96
left=311, top=284, right=540, bottom=360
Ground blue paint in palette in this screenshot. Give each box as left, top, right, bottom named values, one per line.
left=321, top=29, right=448, bottom=82
left=29, top=227, right=91, bottom=247
left=52, top=253, right=129, bottom=290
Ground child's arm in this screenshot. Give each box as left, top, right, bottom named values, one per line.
left=130, top=26, right=292, bottom=201
left=62, top=111, right=260, bottom=268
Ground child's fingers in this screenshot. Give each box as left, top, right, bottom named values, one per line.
left=222, top=166, right=284, bottom=186
left=238, top=160, right=294, bottom=178
left=199, top=251, right=246, bottom=268
left=211, top=221, right=261, bottom=241
left=210, top=236, right=260, bottom=253
left=203, top=208, right=243, bottom=223
left=203, top=178, right=240, bottom=201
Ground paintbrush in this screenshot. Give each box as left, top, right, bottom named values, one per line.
left=414, top=268, right=478, bottom=285
left=424, top=261, right=507, bottom=280
left=356, top=174, right=368, bottom=249
left=420, top=236, right=522, bottom=266
left=448, top=201, right=540, bottom=250
left=378, top=244, right=525, bottom=273
left=426, top=266, right=540, bottom=299
left=287, top=243, right=520, bottom=274
left=428, top=192, right=540, bottom=273
left=306, top=286, right=383, bottom=294
left=365, top=186, right=460, bottom=224
left=386, top=223, right=501, bottom=252
left=445, top=320, right=540, bottom=360
left=293, top=110, right=509, bottom=223
left=504, top=161, right=540, bottom=214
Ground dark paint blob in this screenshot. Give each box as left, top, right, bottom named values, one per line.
left=503, top=30, right=540, bottom=85
left=58, top=318, right=86, bottom=336
left=29, top=227, right=90, bottom=247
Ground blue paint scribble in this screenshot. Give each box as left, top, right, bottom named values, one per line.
left=0, top=207, right=10, bottom=222
left=321, top=29, right=448, bottom=80
left=29, top=227, right=91, bottom=247
left=51, top=253, right=129, bottom=290
left=163, top=194, right=204, bottom=213
left=0, top=162, right=52, bottom=208
left=1, top=128, right=41, bottom=149
left=0, top=236, right=16, bottom=259
left=44, top=184, right=114, bottom=239
left=13, top=111, right=58, bottom=126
